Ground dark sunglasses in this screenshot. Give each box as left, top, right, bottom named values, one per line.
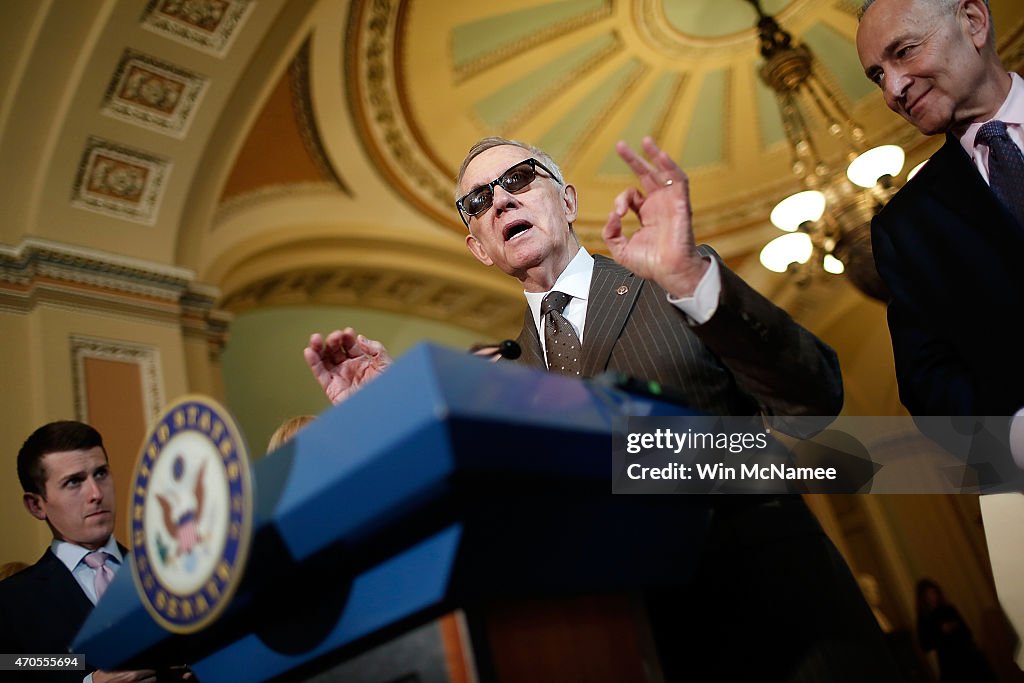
left=455, top=158, right=562, bottom=227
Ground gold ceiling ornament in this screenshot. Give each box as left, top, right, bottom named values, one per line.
left=347, top=0, right=459, bottom=230
left=747, top=0, right=900, bottom=301
left=635, top=0, right=809, bottom=57
left=454, top=2, right=613, bottom=82
left=341, top=0, right=931, bottom=250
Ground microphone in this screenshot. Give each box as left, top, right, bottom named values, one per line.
left=497, top=339, right=521, bottom=360
left=468, top=340, right=521, bottom=360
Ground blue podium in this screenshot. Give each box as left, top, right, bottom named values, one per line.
left=74, top=344, right=708, bottom=682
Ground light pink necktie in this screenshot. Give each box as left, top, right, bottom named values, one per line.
left=83, top=551, right=115, bottom=600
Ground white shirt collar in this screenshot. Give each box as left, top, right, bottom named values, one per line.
left=960, top=72, right=1024, bottom=158
left=524, top=246, right=593, bottom=333
left=52, top=535, right=122, bottom=574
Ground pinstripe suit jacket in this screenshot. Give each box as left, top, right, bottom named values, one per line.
left=512, top=254, right=901, bottom=682
left=514, top=253, right=843, bottom=435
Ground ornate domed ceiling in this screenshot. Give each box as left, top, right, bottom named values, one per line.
left=343, top=0, right=926, bottom=254
left=203, top=0, right=1021, bottom=328
left=0, top=0, right=1020, bottom=451
left=4, top=0, right=1021, bottom=332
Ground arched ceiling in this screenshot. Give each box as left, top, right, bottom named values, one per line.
left=0, top=0, right=1020, bottom=432
left=342, top=0, right=939, bottom=248
left=3, top=0, right=1023, bottom=331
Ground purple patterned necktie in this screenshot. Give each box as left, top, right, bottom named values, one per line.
left=83, top=551, right=114, bottom=601
left=975, top=120, right=1024, bottom=227
left=541, top=291, right=582, bottom=377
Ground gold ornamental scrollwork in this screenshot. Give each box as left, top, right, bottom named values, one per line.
left=347, top=0, right=459, bottom=231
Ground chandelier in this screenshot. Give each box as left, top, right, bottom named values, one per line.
left=746, top=0, right=905, bottom=301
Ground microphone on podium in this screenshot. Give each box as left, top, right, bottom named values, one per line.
left=497, top=340, right=521, bottom=360
left=468, top=340, right=522, bottom=360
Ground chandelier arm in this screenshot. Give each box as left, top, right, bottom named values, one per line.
left=751, top=1, right=895, bottom=301
left=805, top=74, right=868, bottom=154
left=787, top=95, right=828, bottom=176
left=778, top=97, right=812, bottom=175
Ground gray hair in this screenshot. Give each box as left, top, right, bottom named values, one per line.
left=454, top=136, right=565, bottom=201
left=858, top=0, right=987, bottom=20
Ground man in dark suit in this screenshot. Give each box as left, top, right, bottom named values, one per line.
left=857, top=0, right=1023, bottom=417
left=857, top=0, right=1024, bottom=667
left=0, top=421, right=189, bottom=683
left=303, top=137, right=900, bottom=681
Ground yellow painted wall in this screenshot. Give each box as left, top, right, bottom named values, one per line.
left=0, top=304, right=192, bottom=563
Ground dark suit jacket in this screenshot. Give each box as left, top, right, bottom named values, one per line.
left=0, top=546, right=120, bottom=683
left=515, top=252, right=844, bottom=433
left=872, top=135, right=1024, bottom=415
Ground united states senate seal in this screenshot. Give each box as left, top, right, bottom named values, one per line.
left=129, top=395, right=253, bottom=634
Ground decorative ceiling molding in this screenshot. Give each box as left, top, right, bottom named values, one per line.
left=102, top=49, right=209, bottom=138
left=347, top=0, right=461, bottom=231
left=221, top=264, right=523, bottom=339
left=634, top=0, right=810, bottom=57
left=72, top=137, right=171, bottom=225
left=0, top=238, right=229, bottom=355
left=475, top=32, right=626, bottom=137
left=289, top=40, right=351, bottom=194
left=0, top=237, right=193, bottom=301
left=71, top=335, right=165, bottom=425
left=545, top=59, right=651, bottom=170
left=648, top=73, right=690, bottom=159
left=213, top=181, right=340, bottom=225
left=452, top=0, right=614, bottom=83
left=141, top=0, right=254, bottom=57
left=342, top=0, right=908, bottom=250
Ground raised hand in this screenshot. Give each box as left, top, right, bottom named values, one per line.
left=603, top=137, right=709, bottom=298
left=303, top=328, right=393, bottom=405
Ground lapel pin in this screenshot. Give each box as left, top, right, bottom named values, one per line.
left=616, top=285, right=629, bottom=295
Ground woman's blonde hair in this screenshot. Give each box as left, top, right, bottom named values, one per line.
left=266, top=415, right=316, bottom=453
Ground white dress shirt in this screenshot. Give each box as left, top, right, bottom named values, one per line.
left=52, top=535, right=123, bottom=606
left=959, top=72, right=1024, bottom=181
left=51, top=535, right=123, bottom=683
left=524, top=246, right=721, bottom=365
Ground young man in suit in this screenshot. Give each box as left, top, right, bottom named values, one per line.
left=857, top=0, right=1024, bottom=667
left=0, top=421, right=190, bottom=683
left=303, top=138, right=902, bottom=681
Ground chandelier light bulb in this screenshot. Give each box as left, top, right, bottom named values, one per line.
left=847, top=145, right=906, bottom=188
left=823, top=254, right=845, bottom=274
left=760, top=232, right=814, bottom=273
left=769, top=190, right=826, bottom=231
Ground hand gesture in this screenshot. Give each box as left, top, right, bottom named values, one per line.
left=303, top=328, right=393, bottom=405
left=603, top=137, right=709, bottom=297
